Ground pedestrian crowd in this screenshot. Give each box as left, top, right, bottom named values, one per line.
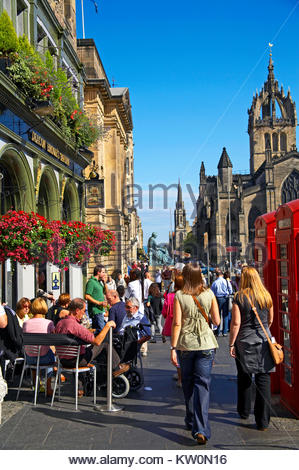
left=0, top=259, right=277, bottom=446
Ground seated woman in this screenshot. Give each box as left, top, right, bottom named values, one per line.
left=16, top=298, right=31, bottom=328
left=23, top=298, right=55, bottom=396
left=46, top=293, right=70, bottom=326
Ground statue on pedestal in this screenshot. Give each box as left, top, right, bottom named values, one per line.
left=147, top=232, right=173, bottom=266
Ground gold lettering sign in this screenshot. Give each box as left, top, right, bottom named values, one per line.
left=30, top=131, right=70, bottom=166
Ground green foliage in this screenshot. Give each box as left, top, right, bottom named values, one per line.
left=6, top=25, right=102, bottom=148
left=17, top=35, right=35, bottom=56
left=0, top=10, right=19, bottom=55
left=8, top=50, right=53, bottom=101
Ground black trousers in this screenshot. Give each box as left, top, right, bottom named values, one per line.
left=235, top=358, right=271, bottom=428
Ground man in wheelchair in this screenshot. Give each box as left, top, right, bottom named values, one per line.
left=113, top=297, right=151, bottom=363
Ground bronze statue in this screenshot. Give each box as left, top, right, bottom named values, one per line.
left=147, top=232, right=173, bottom=266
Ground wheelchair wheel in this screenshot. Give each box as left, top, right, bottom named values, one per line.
left=126, top=368, right=143, bottom=391
left=112, top=374, right=130, bottom=399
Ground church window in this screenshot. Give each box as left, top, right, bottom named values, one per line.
left=280, top=133, right=287, bottom=152
left=264, top=133, right=271, bottom=150
left=248, top=207, right=262, bottom=243
left=272, top=133, right=278, bottom=152
left=275, top=99, right=283, bottom=119
left=281, top=171, right=299, bottom=204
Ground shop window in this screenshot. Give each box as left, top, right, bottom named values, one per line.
left=37, top=22, right=47, bottom=55
left=16, top=0, right=29, bottom=38
left=2, top=0, right=11, bottom=15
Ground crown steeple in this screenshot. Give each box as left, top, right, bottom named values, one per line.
left=248, top=52, right=297, bottom=173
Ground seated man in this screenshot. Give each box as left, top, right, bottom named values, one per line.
left=55, top=298, right=129, bottom=392
left=106, top=290, right=126, bottom=334
left=119, top=297, right=151, bottom=343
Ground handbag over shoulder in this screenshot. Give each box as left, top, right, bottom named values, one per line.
left=192, top=295, right=211, bottom=327
left=244, top=293, right=283, bottom=365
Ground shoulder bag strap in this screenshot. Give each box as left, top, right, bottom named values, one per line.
left=192, top=295, right=210, bottom=325
left=244, top=293, right=272, bottom=346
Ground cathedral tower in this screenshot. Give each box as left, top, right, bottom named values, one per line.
left=248, top=53, right=297, bottom=174
left=174, top=180, right=187, bottom=252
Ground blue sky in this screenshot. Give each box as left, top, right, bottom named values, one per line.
left=76, top=0, right=299, bottom=245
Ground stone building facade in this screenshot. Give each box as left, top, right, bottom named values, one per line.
left=195, top=55, right=299, bottom=265
left=0, top=0, right=90, bottom=306
left=77, top=39, right=139, bottom=275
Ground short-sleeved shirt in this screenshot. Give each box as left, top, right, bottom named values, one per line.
left=23, top=318, right=55, bottom=356
left=55, top=315, right=95, bottom=358
left=175, top=289, right=218, bottom=351
left=85, top=277, right=105, bottom=317
left=108, top=302, right=127, bottom=333
left=211, top=277, right=232, bottom=298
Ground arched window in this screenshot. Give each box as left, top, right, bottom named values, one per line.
left=281, top=171, right=299, bottom=204
left=272, top=133, right=278, bottom=152
left=264, top=133, right=271, bottom=150
left=248, top=207, right=262, bottom=243
left=280, top=133, right=287, bottom=152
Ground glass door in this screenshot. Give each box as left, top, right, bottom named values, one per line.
left=277, top=243, right=293, bottom=386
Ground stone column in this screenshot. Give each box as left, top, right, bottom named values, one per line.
left=0, top=368, right=8, bottom=425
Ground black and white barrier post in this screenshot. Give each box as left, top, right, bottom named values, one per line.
left=95, top=326, right=123, bottom=412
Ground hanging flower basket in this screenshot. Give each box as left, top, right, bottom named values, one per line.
left=0, top=210, right=116, bottom=270
left=0, top=210, right=53, bottom=265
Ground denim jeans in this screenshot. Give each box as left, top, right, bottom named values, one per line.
left=216, top=297, right=229, bottom=335
left=178, top=349, right=215, bottom=440
left=25, top=349, right=55, bottom=377
left=92, top=313, right=105, bottom=334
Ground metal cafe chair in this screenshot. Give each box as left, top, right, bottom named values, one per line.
left=16, top=345, right=56, bottom=405
left=51, top=345, right=96, bottom=411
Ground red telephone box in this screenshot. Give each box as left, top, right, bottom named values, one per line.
left=275, top=200, right=299, bottom=418
left=254, top=212, right=280, bottom=393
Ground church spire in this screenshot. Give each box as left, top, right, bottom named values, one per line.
left=217, top=147, right=232, bottom=169
left=200, top=162, right=206, bottom=184
left=176, top=179, right=183, bottom=209
left=267, top=50, right=275, bottom=82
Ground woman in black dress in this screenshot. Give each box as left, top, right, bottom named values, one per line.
left=229, top=267, right=275, bottom=431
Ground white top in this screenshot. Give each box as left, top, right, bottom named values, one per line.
left=106, top=279, right=117, bottom=290
left=143, top=279, right=153, bottom=299
left=125, top=280, right=144, bottom=313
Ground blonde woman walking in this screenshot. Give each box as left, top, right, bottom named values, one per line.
left=229, top=267, right=275, bottom=431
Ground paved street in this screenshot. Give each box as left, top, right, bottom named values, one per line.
left=1, top=336, right=299, bottom=451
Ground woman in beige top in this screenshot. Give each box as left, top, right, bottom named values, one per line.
left=171, top=263, right=220, bottom=445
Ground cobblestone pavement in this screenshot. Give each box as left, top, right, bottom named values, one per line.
left=0, top=335, right=299, bottom=450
